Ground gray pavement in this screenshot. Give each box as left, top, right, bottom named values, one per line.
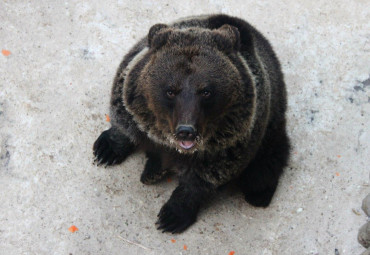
left=0, top=1, right=369, bottom=254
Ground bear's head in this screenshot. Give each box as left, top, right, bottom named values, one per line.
left=124, top=24, right=254, bottom=153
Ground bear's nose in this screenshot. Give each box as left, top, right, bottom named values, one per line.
left=176, top=125, right=196, bottom=141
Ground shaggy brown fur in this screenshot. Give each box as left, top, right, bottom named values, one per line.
left=93, top=14, right=290, bottom=233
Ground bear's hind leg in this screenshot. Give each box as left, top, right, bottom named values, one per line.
left=241, top=123, right=290, bottom=207
left=140, top=152, right=169, bottom=184
left=93, top=127, right=135, bottom=166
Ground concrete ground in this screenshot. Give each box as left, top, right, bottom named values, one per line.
left=0, top=1, right=369, bottom=254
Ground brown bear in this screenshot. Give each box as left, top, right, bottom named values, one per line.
left=93, top=14, right=290, bottom=233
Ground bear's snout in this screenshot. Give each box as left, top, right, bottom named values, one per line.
left=176, top=125, right=197, bottom=140
left=175, top=125, right=197, bottom=150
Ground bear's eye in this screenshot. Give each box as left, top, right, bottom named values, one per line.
left=201, top=90, right=211, bottom=98
left=166, top=90, right=176, bottom=99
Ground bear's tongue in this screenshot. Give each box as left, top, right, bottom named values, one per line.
left=179, top=140, right=195, bottom=150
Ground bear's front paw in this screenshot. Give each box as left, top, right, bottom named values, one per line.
left=93, top=129, right=134, bottom=166
left=156, top=200, right=197, bottom=234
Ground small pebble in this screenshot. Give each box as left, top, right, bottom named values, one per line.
left=94, top=188, right=101, bottom=197
left=358, top=222, right=370, bottom=248
left=362, top=193, right=370, bottom=217
left=296, top=208, right=303, bottom=213
left=353, top=208, right=362, bottom=216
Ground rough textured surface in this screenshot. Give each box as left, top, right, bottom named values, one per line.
left=0, top=1, right=369, bottom=254
left=359, top=222, right=370, bottom=249
left=362, top=248, right=370, bottom=255
left=363, top=193, right=370, bottom=216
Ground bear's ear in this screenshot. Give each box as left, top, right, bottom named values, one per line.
left=148, top=23, right=171, bottom=49
left=212, top=24, right=240, bottom=52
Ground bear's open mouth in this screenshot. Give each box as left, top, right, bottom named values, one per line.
left=178, top=140, right=195, bottom=150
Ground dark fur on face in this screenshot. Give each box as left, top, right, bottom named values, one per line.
left=93, top=14, right=290, bottom=234
left=125, top=25, right=253, bottom=153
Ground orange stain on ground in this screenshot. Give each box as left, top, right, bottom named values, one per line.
left=68, top=225, right=78, bottom=233
left=2, top=49, right=11, bottom=56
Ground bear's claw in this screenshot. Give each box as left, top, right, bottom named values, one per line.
left=156, top=200, right=196, bottom=234
left=93, top=129, right=134, bottom=167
